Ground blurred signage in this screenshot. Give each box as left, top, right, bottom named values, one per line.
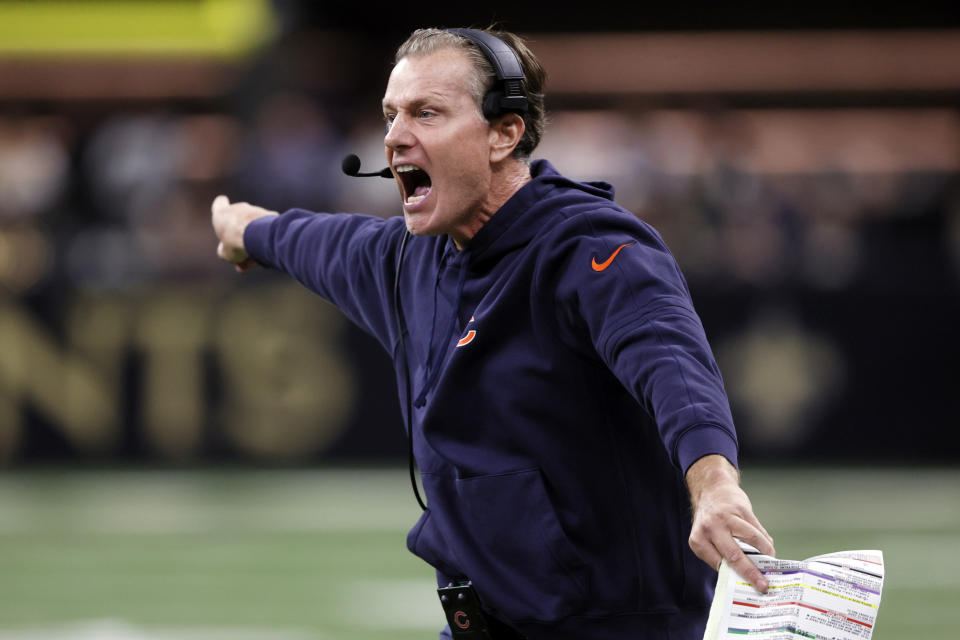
left=0, top=0, right=277, bottom=58
left=0, top=283, right=358, bottom=463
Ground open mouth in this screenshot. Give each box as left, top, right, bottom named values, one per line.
left=396, top=164, right=432, bottom=205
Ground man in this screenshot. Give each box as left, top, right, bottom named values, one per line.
left=212, top=27, right=775, bottom=640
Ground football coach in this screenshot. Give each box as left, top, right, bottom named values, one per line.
left=212, top=26, right=775, bottom=640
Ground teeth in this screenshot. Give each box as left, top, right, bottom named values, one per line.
left=405, top=195, right=426, bottom=204
left=395, top=164, right=420, bottom=172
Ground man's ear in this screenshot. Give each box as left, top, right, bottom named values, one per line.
left=489, top=113, right=526, bottom=163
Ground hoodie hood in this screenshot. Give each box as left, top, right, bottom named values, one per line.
left=464, top=159, right=615, bottom=269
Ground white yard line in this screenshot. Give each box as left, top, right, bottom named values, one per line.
left=0, top=469, right=420, bottom=534
left=336, top=579, right=446, bottom=630
left=0, top=467, right=957, bottom=539
left=0, top=619, right=323, bottom=640
left=741, top=467, right=960, bottom=532
left=872, top=532, right=960, bottom=589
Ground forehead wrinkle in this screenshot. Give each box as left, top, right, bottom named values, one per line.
left=383, top=52, right=473, bottom=111
left=384, top=84, right=460, bottom=110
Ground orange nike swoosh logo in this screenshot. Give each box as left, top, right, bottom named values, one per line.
left=591, top=242, right=635, bottom=272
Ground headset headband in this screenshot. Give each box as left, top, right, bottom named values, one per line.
left=445, top=28, right=529, bottom=119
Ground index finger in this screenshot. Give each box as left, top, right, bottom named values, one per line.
left=212, top=194, right=230, bottom=213
left=718, top=528, right=770, bottom=593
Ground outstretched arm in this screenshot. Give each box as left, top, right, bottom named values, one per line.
left=210, top=195, right=407, bottom=351
left=211, top=195, right=278, bottom=273
left=686, top=454, right=775, bottom=592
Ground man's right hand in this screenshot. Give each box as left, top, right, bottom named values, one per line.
left=211, top=195, right=278, bottom=273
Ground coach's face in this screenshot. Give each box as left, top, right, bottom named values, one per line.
left=382, top=48, right=501, bottom=247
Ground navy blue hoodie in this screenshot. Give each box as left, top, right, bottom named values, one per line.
left=245, top=159, right=739, bottom=639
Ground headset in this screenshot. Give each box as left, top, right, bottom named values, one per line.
left=344, top=28, right=529, bottom=180
left=445, top=28, right=529, bottom=120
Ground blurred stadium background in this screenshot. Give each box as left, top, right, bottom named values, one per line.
left=0, top=1, right=958, bottom=638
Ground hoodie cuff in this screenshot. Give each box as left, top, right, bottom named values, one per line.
left=675, top=423, right=739, bottom=476
left=243, top=214, right=279, bottom=269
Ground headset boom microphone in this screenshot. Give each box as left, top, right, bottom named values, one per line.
left=341, top=154, right=392, bottom=178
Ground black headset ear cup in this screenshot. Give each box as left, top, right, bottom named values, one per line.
left=447, top=28, right=527, bottom=120
left=481, top=91, right=503, bottom=120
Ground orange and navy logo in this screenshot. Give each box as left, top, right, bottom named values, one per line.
left=591, top=242, right=635, bottom=272
left=457, top=315, right=477, bottom=348
left=454, top=611, right=471, bottom=629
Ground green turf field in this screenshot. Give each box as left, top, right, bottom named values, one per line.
left=0, top=466, right=955, bottom=639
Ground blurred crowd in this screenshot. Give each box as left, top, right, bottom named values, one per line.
left=2, top=95, right=958, bottom=295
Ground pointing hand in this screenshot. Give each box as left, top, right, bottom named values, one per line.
left=211, top=195, right=277, bottom=273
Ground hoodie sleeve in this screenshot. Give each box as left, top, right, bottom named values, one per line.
left=549, top=210, right=739, bottom=474
left=244, top=209, right=405, bottom=352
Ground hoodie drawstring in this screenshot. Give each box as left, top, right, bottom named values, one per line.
left=413, top=251, right=470, bottom=408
